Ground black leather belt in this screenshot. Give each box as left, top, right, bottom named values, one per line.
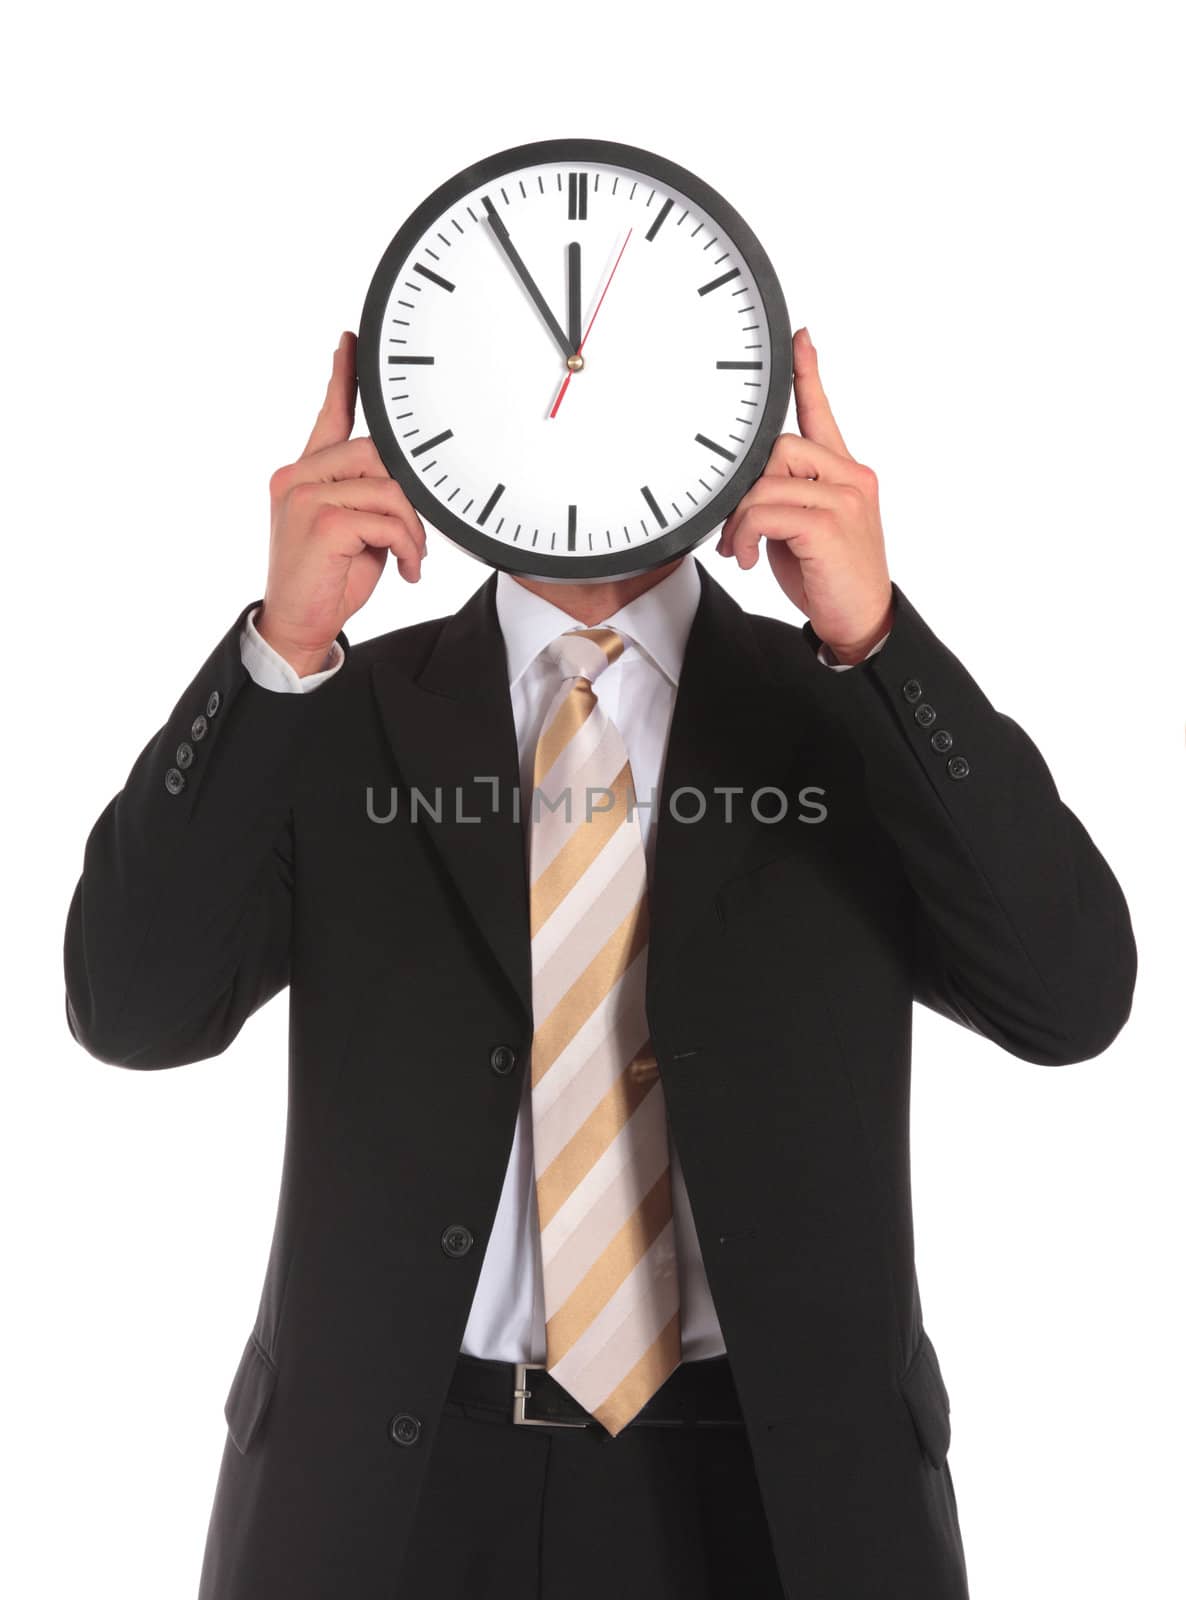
left=448, top=1351, right=745, bottom=1429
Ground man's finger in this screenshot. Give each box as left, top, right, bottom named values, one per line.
left=718, top=475, right=853, bottom=556
left=283, top=435, right=394, bottom=489
left=301, top=477, right=428, bottom=558
left=723, top=503, right=832, bottom=571
left=792, top=328, right=851, bottom=458
left=335, top=508, right=425, bottom=581
left=301, top=331, right=358, bottom=459
left=762, top=431, right=869, bottom=487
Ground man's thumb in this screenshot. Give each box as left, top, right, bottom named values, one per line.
left=299, top=331, right=357, bottom=459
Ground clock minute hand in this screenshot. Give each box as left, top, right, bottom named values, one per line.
left=482, top=196, right=575, bottom=360
left=567, top=242, right=581, bottom=355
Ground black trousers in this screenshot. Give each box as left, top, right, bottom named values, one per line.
left=394, top=1365, right=787, bottom=1598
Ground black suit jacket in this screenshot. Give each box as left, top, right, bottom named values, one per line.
left=63, top=561, right=1136, bottom=1598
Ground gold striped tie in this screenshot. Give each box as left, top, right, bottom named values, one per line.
left=528, top=626, right=681, bottom=1437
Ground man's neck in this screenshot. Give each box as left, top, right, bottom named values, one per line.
left=511, top=558, right=684, bottom=626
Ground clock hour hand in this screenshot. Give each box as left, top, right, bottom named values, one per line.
left=567, top=242, right=581, bottom=355
left=482, top=195, right=575, bottom=360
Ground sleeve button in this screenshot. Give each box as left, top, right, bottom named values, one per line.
left=901, top=678, right=923, bottom=703
left=389, top=1413, right=422, bottom=1447
left=930, top=729, right=954, bottom=753
left=946, top=755, right=971, bottom=781
left=441, top=1225, right=474, bottom=1258
left=206, top=689, right=221, bottom=718
left=190, top=714, right=209, bottom=742
left=913, top=702, right=937, bottom=728
left=175, top=741, right=194, bottom=770
left=164, top=767, right=186, bottom=796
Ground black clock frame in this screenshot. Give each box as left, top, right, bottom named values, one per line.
left=358, top=137, right=793, bottom=583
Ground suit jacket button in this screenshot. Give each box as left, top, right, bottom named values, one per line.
left=441, top=1225, right=474, bottom=1258
left=489, top=1044, right=517, bottom=1076
left=947, top=755, right=971, bottom=780
left=190, top=714, right=209, bottom=742
left=164, top=766, right=186, bottom=796
left=902, top=678, right=923, bottom=703
left=175, top=741, right=194, bottom=770
left=390, top=1412, right=422, bottom=1446
left=930, top=728, right=953, bottom=753
left=206, top=689, right=221, bottom=718
left=914, top=702, right=937, bottom=728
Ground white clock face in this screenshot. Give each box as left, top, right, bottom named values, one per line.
left=359, top=141, right=791, bottom=579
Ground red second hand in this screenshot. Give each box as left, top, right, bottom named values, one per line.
left=549, top=227, right=633, bottom=419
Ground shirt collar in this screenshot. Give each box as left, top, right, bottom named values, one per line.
left=495, top=555, right=702, bottom=690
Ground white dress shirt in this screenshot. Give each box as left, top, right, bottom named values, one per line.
left=238, top=556, right=887, bottom=1362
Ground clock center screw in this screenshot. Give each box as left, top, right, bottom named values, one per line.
left=566, top=353, right=585, bottom=372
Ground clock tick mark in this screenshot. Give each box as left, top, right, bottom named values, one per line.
left=645, top=197, right=673, bottom=241
left=698, top=268, right=740, bottom=296
left=388, top=355, right=435, bottom=365
left=567, top=172, right=588, bottom=220
left=477, top=483, right=506, bottom=526
left=567, top=504, right=577, bottom=551
left=696, top=433, right=738, bottom=463
left=640, top=485, right=668, bottom=529
left=411, top=428, right=454, bottom=457
left=716, top=360, right=763, bottom=369
left=414, top=263, right=455, bottom=292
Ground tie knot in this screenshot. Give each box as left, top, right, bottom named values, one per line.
left=543, top=626, right=626, bottom=686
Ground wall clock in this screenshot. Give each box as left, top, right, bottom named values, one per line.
left=357, top=137, right=792, bottom=581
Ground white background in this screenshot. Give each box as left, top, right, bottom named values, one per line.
left=3, top=2, right=1182, bottom=1595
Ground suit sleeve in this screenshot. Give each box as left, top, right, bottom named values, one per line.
left=63, top=599, right=349, bottom=1070
left=803, top=583, right=1137, bottom=1066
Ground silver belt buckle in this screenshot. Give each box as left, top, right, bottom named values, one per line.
left=512, top=1362, right=589, bottom=1427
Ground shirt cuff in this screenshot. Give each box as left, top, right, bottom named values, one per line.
left=816, top=631, right=891, bottom=672
left=240, top=606, right=345, bottom=693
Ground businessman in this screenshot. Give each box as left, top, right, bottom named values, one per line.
left=63, top=325, right=1136, bottom=1598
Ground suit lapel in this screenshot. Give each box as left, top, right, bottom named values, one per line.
left=368, top=559, right=805, bottom=1027
left=646, top=560, right=800, bottom=1007
left=369, top=573, right=533, bottom=1023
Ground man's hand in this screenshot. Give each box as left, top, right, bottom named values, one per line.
left=256, top=330, right=428, bottom=676
left=716, top=327, right=892, bottom=664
